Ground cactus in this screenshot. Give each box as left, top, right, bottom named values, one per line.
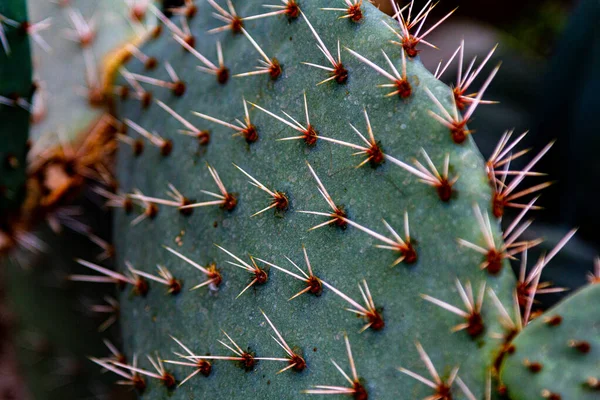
left=0, top=0, right=33, bottom=216
left=500, top=282, right=600, bottom=399
left=2, top=1, right=599, bottom=399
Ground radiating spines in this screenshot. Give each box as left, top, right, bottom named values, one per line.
left=490, top=141, right=555, bottom=218
left=386, top=148, right=457, bottom=201
left=156, top=100, right=210, bottom=145
left=256, top=245, right=322, bottom=300
left=127, top=264, right=182, bottom=295
left=64, top=6, right=96, bottom=48
left=301, top=12, right=348, bottom=85
left=163, top=336, right=212, bottom=387
left=457, top=203, right=541, bottom=275
left=207, top=0, right=244, bottom=34
left=425, top=63, right=500, bottom=144
left=298, top=161, right=347, bottom=230
left=89, top=355, right=146, bottom=392
left=182, top=330, right=288, bottom=371
left=515, top=228, right=577, bottom=306
left=304, top=335, right=367, bottom=398
left=341, top=213, right=417, bottom=266
left=69, top=258, right=148, bottom=296
left=149, top=3, right=194, bottom=46
left=124, top=118, right=172, bottom=155
left=260, top=310, right=306, bottom=373
left=234, top=164, right=289, bottom=216
left=387, top=0, right=456, bottom=57
left=322, top=278, right=384, bottom=332
left=163, top=246, right=222, bottom=291
left=398, top=341, right=459, bottom=400
left=234, top=28, right=281, bottom=79
left=421, top=279, right=486, bottom=338
left=128, top=61, right=186, bottom=96
left=172, top=34, right=229, bottom=84
left=319, top=108, right=384, bottom=168
left=215, top=244, right=268, bottom=298
left=321, top=1, right=363, bottom=22
left=193, top=98, right=258, bottom=144
left=249, top=91, right=318, bottom=146
left=346, top=47, right=411, bottom=98
left=246, top=1, right=300, bottom=20
left=109, top=354, right=176, bottom=389
left=129, top=183, right=193, bottom=214
left=180, top=164, right=237, bottom=211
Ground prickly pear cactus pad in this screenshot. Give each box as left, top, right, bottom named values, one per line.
left=0, top=0, right=33, bottom=214
left=27, top=0, right=140, bottom=146
left=110, top=2, right=520, bottom=399
left=500, top=283, right=600, bottom=400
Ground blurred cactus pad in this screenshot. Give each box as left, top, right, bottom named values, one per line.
left=2, top=0, right=599, bottom=399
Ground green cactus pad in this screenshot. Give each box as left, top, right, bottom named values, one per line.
left=110, top=1, right=516, bottom=399
left=27, top=0, right=139, bottom=146
left=501, top=283, right=600, bottom=400
left=0, top=0, right=32, bottom=214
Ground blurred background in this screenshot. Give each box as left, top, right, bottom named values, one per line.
left=1, top=0, right=598, bottom=398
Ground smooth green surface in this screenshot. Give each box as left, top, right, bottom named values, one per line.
left=28, top=0, right=138, bottom=144
left=0, top=0, right=32, bottom=213
left=501, top=283, right=600, bottom=399
left=114, top=1, right=516, bottom=399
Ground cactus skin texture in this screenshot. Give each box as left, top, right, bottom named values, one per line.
left=0, top=0, right=33, bottom=216
left=500, top=283, right=600, bottom=400
left=27, top=0, right=137, bottom=145
left=112, top=1, right=516, bottom=399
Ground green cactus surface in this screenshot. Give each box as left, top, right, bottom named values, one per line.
left=26, top=0, right=139, bottom=146
left=500, top=283, right=600, bottom=400
left=110, top=1, right=519, bottom=399
left=0, top=0, right=33, bottom=215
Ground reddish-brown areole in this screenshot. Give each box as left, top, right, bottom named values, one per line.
left=285, top=1, right=300, bottom=18
left=216, top=66, right=229, bottom=84
left=240, top=352, right=256, bottom=370
left=221, top=192, right=237, bottom=211
left=402, top=241, right=418, bottom=264
left=466, top=312, right=484, bottom=337
left=290, top=353, right=306, bottom=372
left=486, top=249, right=503, bottom=275
left=436, top=179, right=453, bottom=202
left=402, top=36, right=420, bottom=58
left=269, top=58, right=282, bottom=80
left=353, top=382, right=368, bottom=400
left=168, top=278, right=182, bottom=295
left=160, top=140, right=173, bottom=156
left=303, top=125, right=319, bottom=146
left=334, top=63, right=349, bottom=84
left=179, top=197, right=194, bottom=216
left=196, top=359, right=212, bottom=376
left=395, top=78, right=412, bottom=99
left=367, top=310, right=385, bottom=331
left=348, top=3, right=363, bottom=22
left=231, top=16, right=244, bottom=34
left=207, top=264, right=222, bottom=287
left=307, top=275, right=322, bottom=295
left=241, top=124, right=258, bottom=143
